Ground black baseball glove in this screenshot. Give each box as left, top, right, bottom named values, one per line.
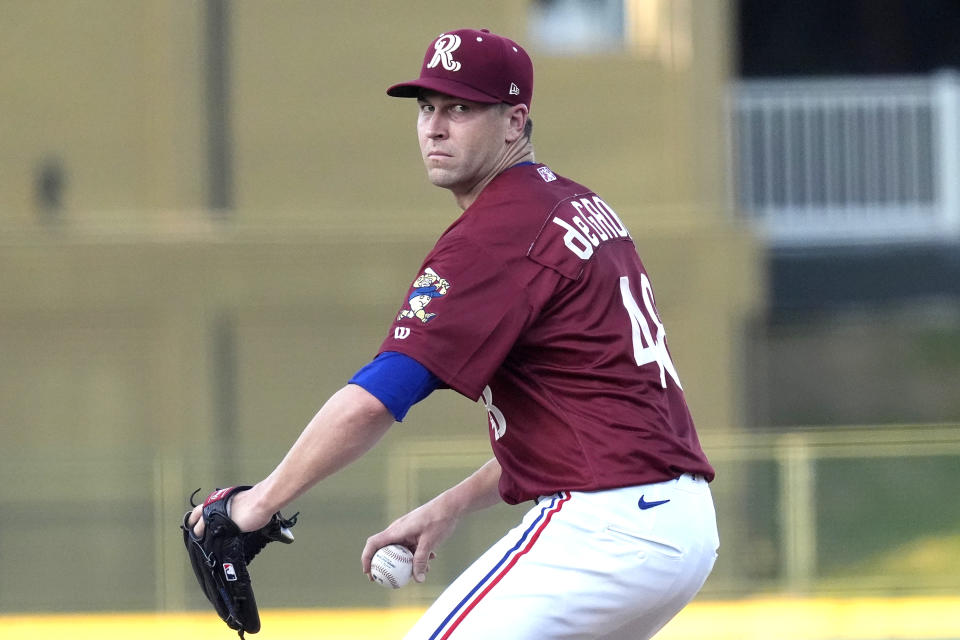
left=181, top=486, right=298, bottom=638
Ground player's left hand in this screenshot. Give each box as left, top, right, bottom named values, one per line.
left=185, top=486, right=274, bottom=537
left=181, top=486, right=298, bottom=638
left=361, top=501, right=459, bottom=583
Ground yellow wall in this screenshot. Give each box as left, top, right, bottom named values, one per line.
left=1, top=1, right=737, bottom=230
left=0, top=1, right=206, bottom=221
left=227, top=1, right=733, bottom=226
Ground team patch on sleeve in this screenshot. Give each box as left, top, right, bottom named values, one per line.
left=396, top=267, right=451, bottom=325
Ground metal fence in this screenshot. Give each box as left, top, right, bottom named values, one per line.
left=729, top=71, right=960, bottom=246
left=390, top=425, right=960, bottom=602
left=1, top=425, right=958, bottom=613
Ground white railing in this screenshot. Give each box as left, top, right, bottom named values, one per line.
left=729, top=71, right=960, bottom=246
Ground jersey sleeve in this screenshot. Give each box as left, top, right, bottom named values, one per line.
left=378, top=235, right=533, bottom=401
left=348, top=351, right=442, bottom=421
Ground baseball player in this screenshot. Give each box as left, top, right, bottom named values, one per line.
left=188, top=28, right=718, bottom=640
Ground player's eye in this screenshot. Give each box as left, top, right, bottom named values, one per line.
left=418, top=102, right=435, bottom=113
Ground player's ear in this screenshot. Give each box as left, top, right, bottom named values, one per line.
left=504, top=104, right=528, bottom=143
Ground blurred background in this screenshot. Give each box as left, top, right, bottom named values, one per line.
left=1, top=0, right=958, bottom=637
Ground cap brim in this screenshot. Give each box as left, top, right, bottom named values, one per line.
left=386, top=77, right=501, bottom=104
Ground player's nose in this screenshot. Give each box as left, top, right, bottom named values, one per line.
left=420, top=115, right=448, bottom=140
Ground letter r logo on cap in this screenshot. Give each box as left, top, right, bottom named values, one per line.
left=428, top=34, right=462, bottom=72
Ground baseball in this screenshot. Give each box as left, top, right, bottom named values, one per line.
left=370, top=544, right=414, bottom=589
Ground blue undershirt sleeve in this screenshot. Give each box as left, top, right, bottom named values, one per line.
left=348, top=351, right=442, bottom=422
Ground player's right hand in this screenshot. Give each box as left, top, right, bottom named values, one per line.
left=362, top=501, right=459, bottom=583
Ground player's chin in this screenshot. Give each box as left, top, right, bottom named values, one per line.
left=424, top=167, right=459, bottom=189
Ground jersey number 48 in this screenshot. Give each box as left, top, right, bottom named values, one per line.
left=619, top=275, right=682, bottom=390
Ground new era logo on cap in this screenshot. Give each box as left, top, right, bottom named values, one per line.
left=387, top=28, right=534, bottom=109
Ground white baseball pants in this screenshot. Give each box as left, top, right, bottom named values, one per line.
left=404, top=473, right=718, bottom=640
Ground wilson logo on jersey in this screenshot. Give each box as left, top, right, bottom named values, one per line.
left=397, top=267, right=451, bottom=325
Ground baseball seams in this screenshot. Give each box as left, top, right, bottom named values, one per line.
left=371, top=544, right=414, bottom=589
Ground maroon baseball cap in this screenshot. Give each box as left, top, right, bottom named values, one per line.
left=387, top=28, right=533, bottom=109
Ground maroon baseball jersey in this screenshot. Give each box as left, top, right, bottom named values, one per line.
left=379, top=163, right=714, bottom=504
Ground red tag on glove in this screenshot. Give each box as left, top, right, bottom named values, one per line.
left=203, top=487, right=235, bottom=507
